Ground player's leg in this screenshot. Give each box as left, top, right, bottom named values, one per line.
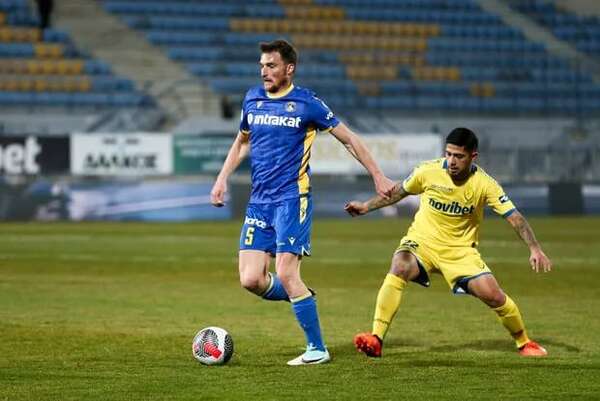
left=355, top=250, right=421, bottom=357
left=239, top=204, right=288, bottom=301
left=238, top=250, right=270, bottom=294
left=276, top=252, right=329, bottom=365
left=274, top=196, right=329, bottom=365
left=373, top=251, right=421, bottom=339
left=467, top=274, right=547, bottom=356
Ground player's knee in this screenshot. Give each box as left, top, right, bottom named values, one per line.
left=390, top=254, right=418, bottom=281
left=480, top=289, right=506, bottom=308
left=239, top=273, right=265, bottom=295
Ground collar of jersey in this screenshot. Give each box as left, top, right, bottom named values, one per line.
left=442, top=159, right=478, bottom=173
left=266, top=83, right=294, bottom=99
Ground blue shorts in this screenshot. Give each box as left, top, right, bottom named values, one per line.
left=239, top=195, right=312, bottom=256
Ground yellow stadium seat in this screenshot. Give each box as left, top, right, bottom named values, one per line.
left=46, top=79, right=59, bottom=91
left=64, top=78, right=89, bottom=92
left=428, top=24, right=441, bottom=36
left=56, top=61, right=70, bottom=75
left=0, top=60, right=13, bottom=73
left=0, top=27, right=41, bottom=42
left=79, top=78, right=92, bottom=92
left=25, top=60, right=38, bottom=74
left=346, top=66, right=358, bottom=79
left=27, top=28, right=41, bottom=42
left=382, top=66, right=397, bottom=80
left=473, top=83, right=482, bottom=97
left=41, top=60, right=56, bottom=74
left=265, top=19, right=278, bottom=32
left=274, top=19, right=288, bottom=33
left=34, top=79, right=48, bottom=92
left=20, top=79, right=34, bottom=92
left=356, top=81, right=381, bottom=96
left=0, top=29, right=10, bottom=42
left=351, top=22, right=364, bottom=35
left=480, top=83, right=495, bottom=97
left=5, top=79, right=19, bottom=91
left=413, top=56, right=425, bottom=67
left=382, top=23, right=392, bottom=35
left=305, top=20, right=321, bottom=34
left=290, top=34, right=306, bottom=48
left=35, top=44, right=63, bottom=58
left=447, top=68, right=461, bottom=81
left=72, top=61, right=84, bottom=75
left=229, top=19, right=241, bottom=31
left=285, top=6, right=344, bottom=20
left=322, top=21, right=337, bottom=35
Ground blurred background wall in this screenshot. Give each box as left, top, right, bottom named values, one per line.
left=1, top=0, right=599, bottom=220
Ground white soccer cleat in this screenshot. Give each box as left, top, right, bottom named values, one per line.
left=287, top=346, right=331, bottom=366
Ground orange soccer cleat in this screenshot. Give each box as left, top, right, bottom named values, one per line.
left=518, top=341, right=548, bottom=357
left=353, top=332, right=382, bottom=358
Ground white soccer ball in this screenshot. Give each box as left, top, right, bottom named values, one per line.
left=192, top=326, right=234, bottom=365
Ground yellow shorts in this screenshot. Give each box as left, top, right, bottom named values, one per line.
left=395, top=236, right=492, bottom=294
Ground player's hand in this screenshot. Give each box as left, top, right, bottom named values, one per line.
left=374, top=174, right=396, bottom=200
left=344, top=201, right=368, bottom=217
left=529, top=247, right=552, bottom=273
left=210, top=179, right=227, bottom=207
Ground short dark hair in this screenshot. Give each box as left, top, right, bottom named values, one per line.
left=259, top=39, right=298, bottom=66
left=446, top=127, right=478, bottom=152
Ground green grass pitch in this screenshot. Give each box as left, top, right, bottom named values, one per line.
left=1, top=217, right=599, bottom=400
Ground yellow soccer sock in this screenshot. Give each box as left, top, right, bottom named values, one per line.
left=493, top=295, right=530, bottom=348
left=372, top=274, right=407, bottom=340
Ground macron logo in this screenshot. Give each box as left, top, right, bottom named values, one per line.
left=247, top=113, right=301, bottom=128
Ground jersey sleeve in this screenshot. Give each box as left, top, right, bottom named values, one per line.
left=402, top=166, right=425, bottom=194
left=308, top=95, right=340, bottom=131
left=239, top=95, right=250, bottom=135
left=484, top=177, right=516, bottom=217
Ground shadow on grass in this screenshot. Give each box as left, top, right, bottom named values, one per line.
left=427, top=338, right=580, bottom=354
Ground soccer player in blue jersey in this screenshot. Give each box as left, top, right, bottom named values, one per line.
left=211, top=39, right=395, bottom=365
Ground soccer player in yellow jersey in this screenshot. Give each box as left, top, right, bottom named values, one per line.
left=345, top=127, right=552, bottom=357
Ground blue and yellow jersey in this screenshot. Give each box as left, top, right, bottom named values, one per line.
left=402, top=158, right=516, bottom=248
left=239, top=84, right=340, bottom=203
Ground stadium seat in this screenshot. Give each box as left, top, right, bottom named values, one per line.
left=97, top=0, right=600, bottom=114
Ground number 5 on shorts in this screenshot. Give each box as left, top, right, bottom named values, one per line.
left=244, top=227, right=254, bottom=245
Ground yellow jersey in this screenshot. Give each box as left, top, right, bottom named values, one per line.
left=402, top=158, right=516, bottom=248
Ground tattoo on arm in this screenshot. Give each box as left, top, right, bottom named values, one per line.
left=509, top=212, right=540, bottom=248
left=366, top=184, right=408, bottom=211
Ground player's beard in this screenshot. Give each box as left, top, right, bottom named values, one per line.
left=264, top=77, right=291, bottom=94
left=448, top=165, right=470, bottom=181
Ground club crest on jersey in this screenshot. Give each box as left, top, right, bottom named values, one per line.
left=247, top=113, right=301, bottom=128
left=285, top=101, right=296, bottom=112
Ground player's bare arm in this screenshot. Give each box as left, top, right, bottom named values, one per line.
left=211, top=132, right=250, bottom=206
left=505, top=211, right=552, bottom=273
left=329, top=122, right=395, bottom=199
left=345, top=183, right=409, bottom=217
